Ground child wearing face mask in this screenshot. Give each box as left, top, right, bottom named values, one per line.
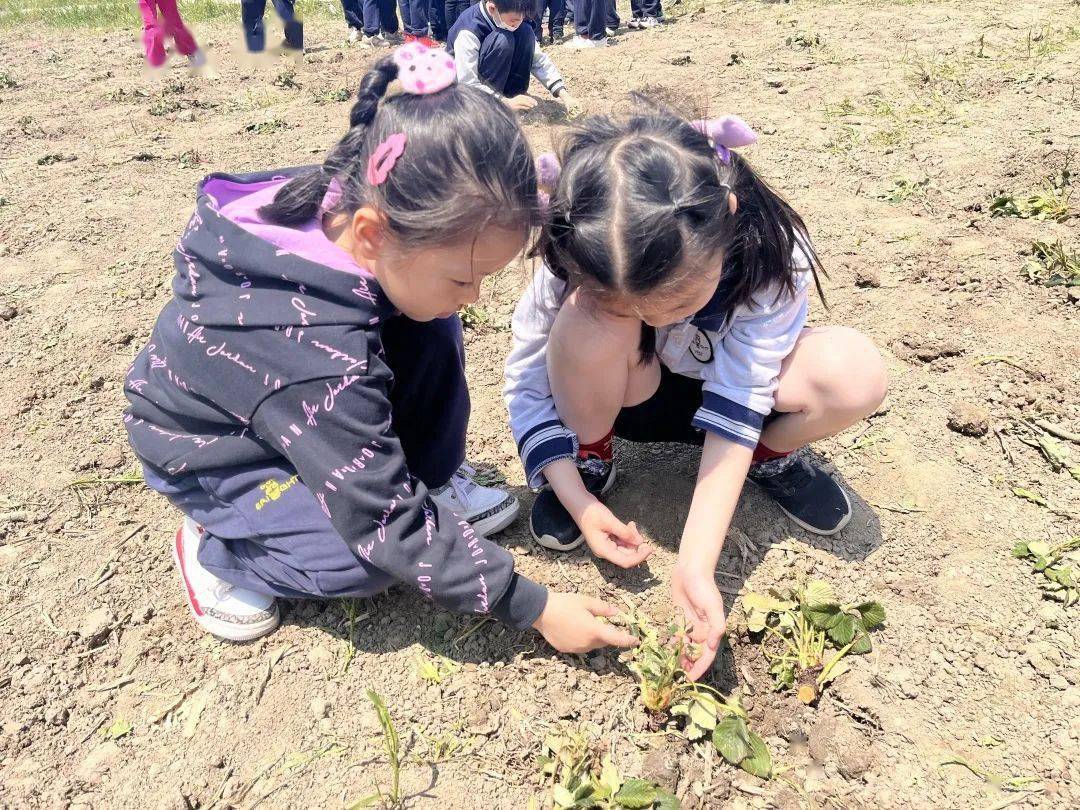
left=123, top=45, right=637, bottom=659
left=448, top=0, right=579, bottom=113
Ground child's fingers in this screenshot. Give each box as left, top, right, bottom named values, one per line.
left=601, top=539, right=653, bottom=569
left=584, top=597, right=617, bottom=617
left=606, top=518, right=644, bottom=547
left=683, top=645, right=717, bottom=681
left=595, top=623, right=639, bottom=649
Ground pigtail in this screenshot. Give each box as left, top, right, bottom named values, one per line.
left=722, top=153, right=826, bottom=311
left=258, top=57, right=399, bottom=227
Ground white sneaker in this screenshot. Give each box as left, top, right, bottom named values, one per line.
left=348, top=27, right=361, bottom=44
left=362, top=33, right=391, bottom=48
left=628, top=19, right=641, bottom=29
left=565, top=36, right=608, bottom=49
left=640, top=16, right=660, bottom=28
left=605, top=27, right=615, bottom=36
left=430, top=463, right=520, bottom=537
left=172, top=518, right=280, bottom=642
left=187, top=48, right=207, bottom=68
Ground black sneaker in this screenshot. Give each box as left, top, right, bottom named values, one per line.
left=747, top=450, right=852, bottom=536
left=530, top=459, right=617, bottom=551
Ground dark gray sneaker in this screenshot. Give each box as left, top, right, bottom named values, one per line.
left=529, top=459, right=617, bottom=551
left=747, top=449, right=852, bottom=536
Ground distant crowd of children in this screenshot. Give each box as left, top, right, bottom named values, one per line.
left=138, top=0, right=662, bottom=69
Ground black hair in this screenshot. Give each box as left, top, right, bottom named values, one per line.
left=542, top=96, right=825, bottom=360
left=490, top=0, right=534, bottom=14
left=260, top=55, right=539, bottom=250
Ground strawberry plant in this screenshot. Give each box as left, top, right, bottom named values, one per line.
left=743, top=581, right=885, bottom=705
left=1013, top=537, right=1079, bottom=606
left=618, top=611, right=772, bottom=778
left=539, top=730, right=679, bottom=809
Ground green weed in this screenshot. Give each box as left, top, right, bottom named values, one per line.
left=991, top=170, right=1073, bottom=222
left=351, top=691, right=402, bottom=807
left=1022, top=241, right=1080, bottom=288
left=878, top=177, right=932, bottom=204
left=1012, top=537, right=1079, bottom=606
left=245, top=118, right=290, bottom=136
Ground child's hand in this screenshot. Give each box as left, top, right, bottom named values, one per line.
left=578, top=501, right=654, bottom=569
left=671, top=563, right=727, bottom=681
left=506, top=94, right=539, bottom=112
left=533, top=593, right=640, bottom=653
left=558, top=91, right=583, bottom=117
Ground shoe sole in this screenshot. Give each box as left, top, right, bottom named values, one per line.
left=530, top=466, right=618, bottom=552
left=773, top=485, right=853, bottom=537
left=469, top=497, right=521, bottom=538
left=171, top=528, right=281, bottom=643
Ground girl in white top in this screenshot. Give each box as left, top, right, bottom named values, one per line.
left=504, top=103, right=888, bottom=679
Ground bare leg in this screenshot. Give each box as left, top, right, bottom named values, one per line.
left=761, top=326, right=888, bottom=453
left=547, top=290, right=660, bottom=444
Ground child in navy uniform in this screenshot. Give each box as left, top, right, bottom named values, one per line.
left=124, top=44, right=638, bottom=658
left=505, top=104, right=888, bottom=679
left=448, top=0, right=578, bottom=113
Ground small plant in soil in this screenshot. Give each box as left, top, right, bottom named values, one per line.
left=352, top=690, right=402, bottom=808
left=0, top=72, right=17, bottom=89
left=1012, top=537, right=1079, bottom=606
left=245, top=118, right=290, bottom=136
left=1022, top=240, right=1080, bottom=288
left=618, top=610, right=772, bottom=778
left=149, top=98, right=183, bottom=117
left=539, top=729, right=679, bottom=809
left=414, top=652, right=459, bottom=684
left=990, top=170, right=1072, bottom=222
left=314, top=87, right=351, bottom=104
left=274, top=68, right=301, bottom=89
left=744, top=580, right=885, bottom=705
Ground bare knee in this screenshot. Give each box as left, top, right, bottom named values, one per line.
left=809, top=327, right=888, bottom=418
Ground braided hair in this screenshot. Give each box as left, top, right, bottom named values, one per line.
left=260, top=55, right=540, bottom=248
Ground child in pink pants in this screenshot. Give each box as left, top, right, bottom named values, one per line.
left=138, top=0, right=206, bottom=68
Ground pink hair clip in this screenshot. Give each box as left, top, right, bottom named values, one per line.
left=319, top=177, right=344, bottom=213
left=367, top=132, right=408, bottom=186
left=691, top=115, right=758, bottom=164
left=392, top=42, right=457, bottom=96
left=536, top=152, right=561, bottom=188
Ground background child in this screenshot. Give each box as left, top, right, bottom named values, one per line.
left=342, top=0, right=401, bottom=45
left=398, top=0, right=438, bottom=45
left=123, top=45, right=636, bottom=656
left=627, top=0, right=662, bottom=29
left=138, top=0, right=206, bottom=68
left=240, top=0, right=303, bottom=53
left=448, top=0, right=578, bottom=113
left=505, top=102, right=888, bottom=678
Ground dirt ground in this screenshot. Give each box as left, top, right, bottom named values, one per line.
left=1, top=1, right=1078, bottom=807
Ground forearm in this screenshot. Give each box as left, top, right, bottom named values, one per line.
left=542, top=457, right=595, bottom=522
left=678, top=432, right=753, bottom=570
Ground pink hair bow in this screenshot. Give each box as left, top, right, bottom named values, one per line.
left=692, top=115, right=758, bottom=164
left=392, top=42, right=457, bottom=95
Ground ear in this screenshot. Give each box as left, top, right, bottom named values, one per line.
left=728, top=191, right=739, bottom=216
left=349, top=206, right=389, bottom=268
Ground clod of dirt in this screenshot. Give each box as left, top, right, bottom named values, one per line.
left=97, top=446, right=125, bottom=470
left=1024, top=641, right=1063, bottom=679
left=310, top=696, right=329, bottom=719
left=78, top=607, right=115, bottom=648
left=639, top=739, right=683, bottom=790
left=77, top=741, right=120, bottom=784
left=665, top=53, right=693, bottom=66
left=855, top=268, right=883, bottom=288
left=1038, top=605, right=1066, bottom=628
left=1067, top=287, right=1080, bottom=305
left=892, top=335, right=963, bottom=364
left=0, top=303, right=17, bottom=321
left=946, top=402, right=990, bottom=437
left=44, top=704, right=69, bottom=727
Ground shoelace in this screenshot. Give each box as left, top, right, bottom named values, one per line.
left=446, top=465, right=479, bottom=507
